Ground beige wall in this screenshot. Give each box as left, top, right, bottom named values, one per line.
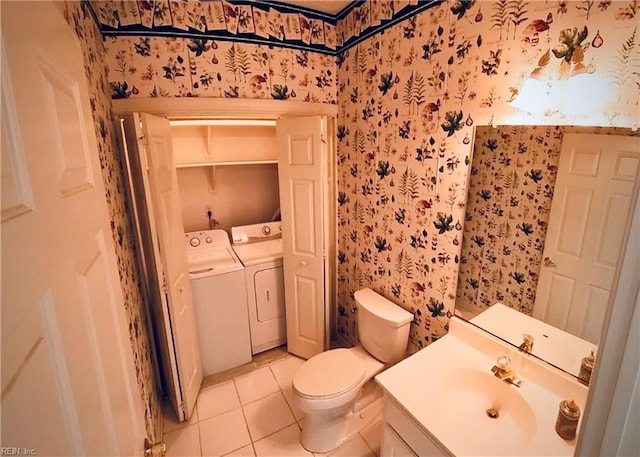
left=177, top=164, right=280, bottom=234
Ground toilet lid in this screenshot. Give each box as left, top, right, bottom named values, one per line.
left=293, top=349, right=366, bottom=399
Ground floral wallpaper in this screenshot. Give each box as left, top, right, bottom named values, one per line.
left=334, top=0, right=639, bottom=353
left=62, top=1, right=162, bottom=443
left=105, top=36, right=336, bottom=102
left=335, top=8, right=464, bottom=351
left=458, top=125, right=563, bottom=317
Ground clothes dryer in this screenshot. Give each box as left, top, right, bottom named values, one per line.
left=231, top=222, right=286, bottom=354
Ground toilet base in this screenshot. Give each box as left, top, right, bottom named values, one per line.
left=300, top=381, right=383, bottom=454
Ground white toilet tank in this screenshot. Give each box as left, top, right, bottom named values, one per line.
left=354, top=288, right=413, bottom=363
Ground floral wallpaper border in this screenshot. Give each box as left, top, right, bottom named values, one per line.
left=86, top=0, right=444, bottom=55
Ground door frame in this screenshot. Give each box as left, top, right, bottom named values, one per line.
left=578, top=183, right=640, bottom=454
left=112, top=97, right=339, bottom=358
left=112, top=98, right=337, bottom=119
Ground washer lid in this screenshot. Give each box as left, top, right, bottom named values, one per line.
left=187, top=247, right=243, bottom=277
left=293, top=349, right=366, bottom=399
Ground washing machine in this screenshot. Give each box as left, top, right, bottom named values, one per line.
left=185, top=229, right=252, bottom=376
left=231, top=222, right=286, bottom=354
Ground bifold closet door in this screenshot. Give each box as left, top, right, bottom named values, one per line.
left=277, top=116, right=328, bottom=359
left=120, top=112, right=202, bottom=422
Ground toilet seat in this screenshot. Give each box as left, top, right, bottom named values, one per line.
left=293, top=349, right=366, bottom=399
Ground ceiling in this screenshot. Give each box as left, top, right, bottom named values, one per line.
left=275, top=0, right=353, bottom=15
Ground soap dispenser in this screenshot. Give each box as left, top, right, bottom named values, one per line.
left=579, top=350, right=595, bottom=385
left=555, top=400, right=580, bottom=440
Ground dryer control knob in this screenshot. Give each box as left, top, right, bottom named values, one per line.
left=190, top=237, right=200, bottom=247
left=262, top=225, right=272, bottom=235
left=205, top=237, right=212, bottom=243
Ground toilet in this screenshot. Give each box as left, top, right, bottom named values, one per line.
left=292, top=288, right=413, bottom=453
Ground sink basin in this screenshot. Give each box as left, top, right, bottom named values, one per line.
left=433, top=368, right=537, bottom=454
left=376, top=316, right=588, bottom=456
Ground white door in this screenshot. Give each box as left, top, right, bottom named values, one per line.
left=533, top=133, right=640, bottom=343
left=1, top=1, right=144, bottom=455
left=134, top=113, right=202, bottom=420
left=277, top=116, right=327, bottom=359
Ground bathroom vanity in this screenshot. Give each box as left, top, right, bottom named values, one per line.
left=375, top=317, right=588, bottom=457
left=380, top=396, right=451, bottom=456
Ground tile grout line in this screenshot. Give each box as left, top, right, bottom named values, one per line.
left=233, top=376, right=257, bottom=456
left=171, top=352, right=392, bottom=457
left=243, top=356, right=302, bottom=453
left=195, top=408, right=204, bottom=457
left=242, top=391, right=298, bottom=445
left=266, top=357, right=313, bottom=456
left=268, top=362, right=300, bottom=425
left=162, top=355, right=383, bottom=457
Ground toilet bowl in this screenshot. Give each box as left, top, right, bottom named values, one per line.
left=292, top=288, right=413, bottom=453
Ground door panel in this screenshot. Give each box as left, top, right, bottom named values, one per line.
left=137, top=113, right=202, bottom=420
left=598, top=194, right=634, bottom=267
left=75, top=233, right=139, bottom=450
left=540, top=274, right=574, bottom=326
left=534, top=134, right=640, bottom=343
left=1, top=46, right=34, bottom=222
left=556, top=188, right=591, bottom=256
left=295, top=276, right=320, bottom=341
left=39, top=54, right=94, bottom=196
left=1, top=1, right=144, bottom=454
left=277, top=116, right=327, bottom=359
left=2, top=291, right=78, bottom=455
left=290, top=180, right=317, bottom=255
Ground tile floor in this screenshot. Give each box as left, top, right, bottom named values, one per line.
left=163, top=351, right=383, bottom=457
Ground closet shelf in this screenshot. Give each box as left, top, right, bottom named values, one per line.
left=172, top=123, right=277, bottom=168
left=176, top=160, right=278, bottom=168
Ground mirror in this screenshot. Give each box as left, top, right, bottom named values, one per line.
left=455, top=124, right=639, bottom=380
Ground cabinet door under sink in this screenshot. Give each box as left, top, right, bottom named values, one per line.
left=382, top=424, right=418, bottom=457
left=254, top=266, right=285, bottom=321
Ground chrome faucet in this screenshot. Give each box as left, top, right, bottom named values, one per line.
left=519, top=333, right=534, bottom=353
left=491, top=355, right=522, bottom=387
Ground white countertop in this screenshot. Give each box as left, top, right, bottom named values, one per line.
left=375, top=317, right=588, bottom=456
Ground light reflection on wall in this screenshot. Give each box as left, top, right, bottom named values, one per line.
left=509, top=73, right=625, bottom=127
